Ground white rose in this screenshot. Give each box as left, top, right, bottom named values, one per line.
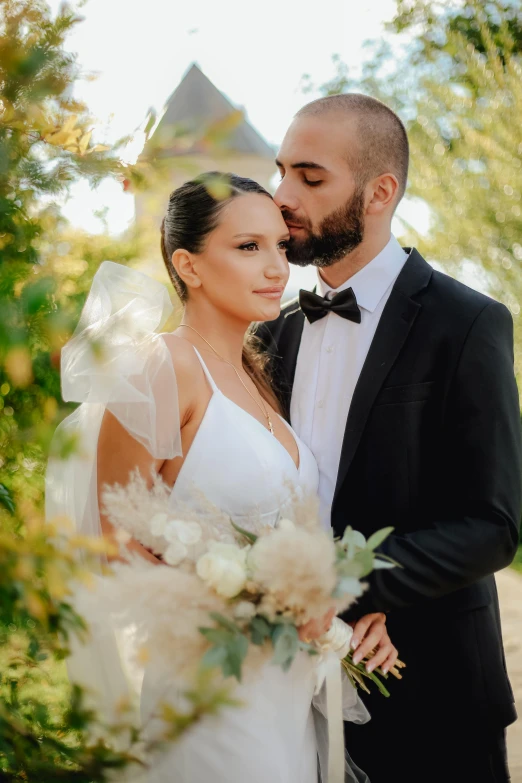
left=209, top=542, right=249, bottom=564
left=164, top=540, right=188, bottom=566
left=233, top=601, right=257, bottom=621
left=196, top=543, right=248, bottom=598
left=164, top=519, right=202, bottom=546
left=150, top=513, right=168, bottom=537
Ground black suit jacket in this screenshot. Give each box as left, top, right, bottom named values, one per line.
left=257, top=248, right=522, bottom=731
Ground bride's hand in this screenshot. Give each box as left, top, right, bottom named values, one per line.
left=350, top=612, right=398, bottom=674
left=298, top=607, right=336, bottom=642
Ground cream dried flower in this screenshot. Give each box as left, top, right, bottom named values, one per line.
left=250, top=527, right=339, bottom=624
left=150, top=513, right=168, bottom=537
left=164, top=520, right=202, bottom=546
left=82, top=558, right=231, bottom=687
left=277, top=518, right=296, bottom=532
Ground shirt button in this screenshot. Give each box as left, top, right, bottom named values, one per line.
left=317, top=400, right=324, bottom=408
left=326, top=345, right=334, bottom=354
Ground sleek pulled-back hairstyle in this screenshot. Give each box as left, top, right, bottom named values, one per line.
left=160, top=171, right=281, bottom=413
left=160, top=172, right=271, bottom=302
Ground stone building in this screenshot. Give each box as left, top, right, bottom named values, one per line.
left=134, top=63, right=277, bottom=229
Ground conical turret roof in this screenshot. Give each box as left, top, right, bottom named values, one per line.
left=150, top=63, right=273, bottom=158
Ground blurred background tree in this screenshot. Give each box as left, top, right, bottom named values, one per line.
left=0, top=2, right=230, bottom=778
left=0, top=0, right=131, bottom=523
left=314, top=0, right=522, bottom=381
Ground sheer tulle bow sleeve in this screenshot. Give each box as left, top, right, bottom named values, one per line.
left=60, top=260, right=181, bottom=459
left=46, top=261, right=182, bottom=548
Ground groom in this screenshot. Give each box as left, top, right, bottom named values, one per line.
left=258, top=94, right=522, bottom=782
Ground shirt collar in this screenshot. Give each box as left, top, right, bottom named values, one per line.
left=316, top=235, right=408, bottom=313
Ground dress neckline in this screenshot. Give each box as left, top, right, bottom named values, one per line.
left=191, top=346, right=301, bottom=474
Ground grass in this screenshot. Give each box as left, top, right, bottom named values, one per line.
left=511, top=544, right=522, bottom=574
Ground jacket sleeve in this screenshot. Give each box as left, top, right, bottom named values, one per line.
left=342, top=301, right=522, bottom=620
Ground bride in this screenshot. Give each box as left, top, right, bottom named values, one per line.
left=46, top=172, right=393, bottom=782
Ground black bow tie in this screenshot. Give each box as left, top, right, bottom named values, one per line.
left=299, top=287, right=361, bottom=325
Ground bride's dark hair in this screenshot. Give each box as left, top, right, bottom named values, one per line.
left=160, top=172, right=282, bottom=414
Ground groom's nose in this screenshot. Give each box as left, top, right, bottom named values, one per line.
left=273, top=179, right=299, bottom=213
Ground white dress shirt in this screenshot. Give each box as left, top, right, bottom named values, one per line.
left=290, top=235, right=409, bottom=530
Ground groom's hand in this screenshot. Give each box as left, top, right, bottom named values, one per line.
left=350, top=612, right=398, bottom=674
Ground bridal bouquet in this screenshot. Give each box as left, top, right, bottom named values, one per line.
left=93, top=470, right=403, bottom=696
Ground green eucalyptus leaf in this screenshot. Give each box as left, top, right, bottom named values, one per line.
left=222, top=633, right=249, bottom=681
left=353, top=549, right=375, bottom=578
left=375, top=553, right=402, bottom=568
left=208, top=612, right=242, bottom=634
left=366, top=527, right=394, bottom=551
left=198, top=627, right=232, bottom=646
left=249, top=616, right=271, bottom=646
left=337, top=559, right=365, bottom=579
left=271, top=624, right=299, bottom=670
left=201, top=645, right=228, bottom=670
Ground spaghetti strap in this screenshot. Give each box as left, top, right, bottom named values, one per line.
left=192, top=347, right=219, bottom=393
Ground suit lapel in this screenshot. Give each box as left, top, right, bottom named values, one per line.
left=276, top=303, right=305, bottom=419
left=333, top=249, right=433, bottom=505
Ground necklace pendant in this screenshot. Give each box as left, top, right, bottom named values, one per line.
left=267, top=416, right=275, bottom=435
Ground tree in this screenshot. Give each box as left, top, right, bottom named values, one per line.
left=390, top=0, right=522, bottom=63
left=0, top=0, right=124, bottom=523
left=314, top=0, right=522, bottom=381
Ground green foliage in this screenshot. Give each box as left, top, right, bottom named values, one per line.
left=315, top=0, right=522, bottom=384
left=199, top=611, right=304, bottom=681
left=389, top=0, right=522, bottom=63
left=0, top=0, right=131, bottom=527
left=200, top=613, right=250, bottom=682
left=0, top=515, right=147, bottom=781
left=271, top=624, right=299, bottom=672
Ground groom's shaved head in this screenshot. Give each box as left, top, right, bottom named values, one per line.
left=296, top=94, right=409, bottom=200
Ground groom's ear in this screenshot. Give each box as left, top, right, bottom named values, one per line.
left=365, top=173, right=400, bottom=215
left=172, top=249, right=202, bottom=292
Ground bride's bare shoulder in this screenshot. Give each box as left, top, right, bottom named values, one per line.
left=160, top=333, right=204, bottom=386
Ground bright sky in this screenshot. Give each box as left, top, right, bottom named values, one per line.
left=47, top=0, right=432, bottom=293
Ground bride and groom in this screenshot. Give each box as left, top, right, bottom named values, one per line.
left=49, top=93, right=521, bottom=782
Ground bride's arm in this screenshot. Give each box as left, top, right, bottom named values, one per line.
left=97, top=411, right=166, bottom=565
left=96, top=337, right=201, bottom=565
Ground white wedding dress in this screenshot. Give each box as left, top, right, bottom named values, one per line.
left=140, top=346, right=320, bottom=783
left=45, top=262, right=370, bottom=783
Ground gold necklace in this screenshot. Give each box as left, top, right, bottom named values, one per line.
left=179, top=324, right=275, bottom=435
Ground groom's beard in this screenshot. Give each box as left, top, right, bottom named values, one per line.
left=283, top=188, right=365, bottom=268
